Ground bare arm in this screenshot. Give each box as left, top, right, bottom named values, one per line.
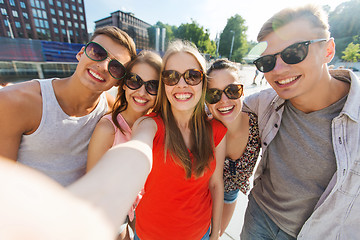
left=68, top=117, right=157, bottom=231
left=86, top=117, right=115, bottom=171
left=209, top=136, right=227, bottom=240
left=0, top=158, right=114, bottom=240
left=0, top=82, right=42, bottom=161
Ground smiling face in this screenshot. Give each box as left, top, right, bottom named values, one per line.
left=262, top=18, right=332, bottom=103
left=207, top=69, right=242, bottom=125
left=76, top=34, right=132, bottom=93
left=163, top=52, right=203, bottom=115
left=123, top=62, right=158, bottom=115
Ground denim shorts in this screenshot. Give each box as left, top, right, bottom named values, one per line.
left=224, top=189, right=240, bottom=204
left=240, top=194, right=296, bottom=240
left=134, top=226, right=211, bottom=240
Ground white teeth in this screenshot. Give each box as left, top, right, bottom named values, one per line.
left=134, top=97, right=147, bottom=104
left=89, top=70, right=105, bottom=81
left=218, top=106, right=234, bottom=113
left=174, top=93, right=191, bottom=100
left=278, top=76, right=297, bottom=85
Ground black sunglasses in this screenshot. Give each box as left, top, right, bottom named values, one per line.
left=125, top=73, right=159, bottom=96
left=161, top=69, right=203, bottom=86
left=206, top=84, right=244, bottom=104
left=253, top=39, right=327, bottom=73
left=84, top=41, right=127, bottom=80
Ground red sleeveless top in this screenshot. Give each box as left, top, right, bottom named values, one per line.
left=135, top=114, right=227, bottom=240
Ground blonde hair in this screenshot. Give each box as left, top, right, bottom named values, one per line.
left=257, top=4, right=330, bottom=41
left=90, top=26, right=137, bottom=60
left=112, top=51, right=162, bottom=133
left=153, top=39, right=213, bottom=179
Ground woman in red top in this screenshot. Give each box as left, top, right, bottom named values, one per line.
left=131, top=40, right=227, bottom=240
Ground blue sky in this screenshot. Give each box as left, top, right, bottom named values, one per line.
left=84, top=0, right=347, bottom=41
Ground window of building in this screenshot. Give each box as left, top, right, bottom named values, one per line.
left=37, top=9, right=42, bottom=18
left=34, top=19, right=39, bottom=27
left=57, top=1, right=61, bottom=7
left=1, top=8, right=7, bottom=15
left=15, top=21, right=20, bottom=28
left=73, top=14, right=77, bottom=19
left=74, top=22, right=78, bottom=28
left=0, top=0, right=4, bottom=3
left=4, top=19, right=8, bottom=26
left=62, top=29, right=66, bottom=34
left=42, top=10, right=46, bottom=18
left=52, top=18, right=57, bottom=24
left=65, top=3, right=69, bottom=9
left=59, top=10, right=63, bottom=16
left=30, top=0, right=35, bottom=7
left=12, top=10, right=18, bottom=17
left=32, top=9, right=37, bottom=17
left=40, top=1, right=45, bottom=9
left=60, top=19, right=64, bottom=25
left=69, top=30, right=73, bottom=35
left=54, top=27, right=58, bottom=33
left=49, top=0, right=53, bottom=5
left=79, top=7, right=83, bottom=13
left=44, top=21, right=49, bottom=28
left=78, top=0, right=82, bottom=3
left=72, top=5, right=76, bottom=11
left=81, top=23, right=85, bottom=29
left=39, top=19, right=44, bottom=28
left=67, top=21, right=72, bottom=27
left=23, top=12, right=28, bottom=19
left=26, top=23, right=31, bottom=29
left=66, top=12, right=70, bottom=18
left=50, top=8, right=55, bottom=15
left=9, top=0, right=15, bottom=6
left=80, top=15, right=84, bottom=21
left=20, top=2, right=26, bottom=8
left=36, top=0, right=40, bottom=8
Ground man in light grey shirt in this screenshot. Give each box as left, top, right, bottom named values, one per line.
left=241, top=4, right=360, bottom=240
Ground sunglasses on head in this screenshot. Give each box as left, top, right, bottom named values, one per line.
left=84, top=41, right=127, bottom=80
left=161, top=69, right=203, bottom=86
left=253, top=39, right=327, bottom=73
left=125, top=73, right=159, bottom=96
left=206, top=84, right=244, bottom=104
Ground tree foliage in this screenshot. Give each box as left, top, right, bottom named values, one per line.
left=329, top=0, right=360, bottom=58
left=218, top=14, right=248, bottom=62
left=174, top=20, right=216, bottom=55
left=342, top=42, right=360, bottom=62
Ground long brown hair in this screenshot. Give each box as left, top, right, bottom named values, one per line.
left=112, top=50, right=162, bottom=133
left=153, top=40, right=214, bottom=179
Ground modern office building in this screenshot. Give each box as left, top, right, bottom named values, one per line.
left=0, top=0, right=88, bottom=43
left=95, top=10, right=152, bottom=50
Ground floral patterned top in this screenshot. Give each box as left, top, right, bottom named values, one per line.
left=223, top=112, right=261, bottom=194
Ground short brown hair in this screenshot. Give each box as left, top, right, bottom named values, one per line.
left=257, top=4, right=330, bottom=42
left=90, top=26, right=137, bottom=60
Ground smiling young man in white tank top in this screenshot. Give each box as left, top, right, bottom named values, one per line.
left=0, top=26, right=136, bottom=186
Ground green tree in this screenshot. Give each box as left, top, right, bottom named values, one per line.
left=342, top=42, right=360, bottom=64
left=147, top=21, right=177, bottom=50
left=218, top=14, right=248, bottom=62
left=174, top=20, right=216, bottom=55
left=329, top=0, right=360, bottom=57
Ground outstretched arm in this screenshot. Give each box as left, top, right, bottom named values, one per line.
left=68, top=117, right=157, bottom=232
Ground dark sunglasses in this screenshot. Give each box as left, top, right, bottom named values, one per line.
left=161, top=69, right=203, bottom=86
left=84, top=41, right=127, bottom=80
left=206, top=84, right=244, bottom=104
left=125, top=73, right=159, bottom=96
left=253, top=39, right=327, bottom=73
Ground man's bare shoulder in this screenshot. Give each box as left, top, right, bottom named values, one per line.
left=0, top=80, right=42, bottom=107
left=0, top=80, right=42, bottom=134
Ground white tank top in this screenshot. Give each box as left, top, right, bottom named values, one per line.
left=17, top=78, right=108, bottom=186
